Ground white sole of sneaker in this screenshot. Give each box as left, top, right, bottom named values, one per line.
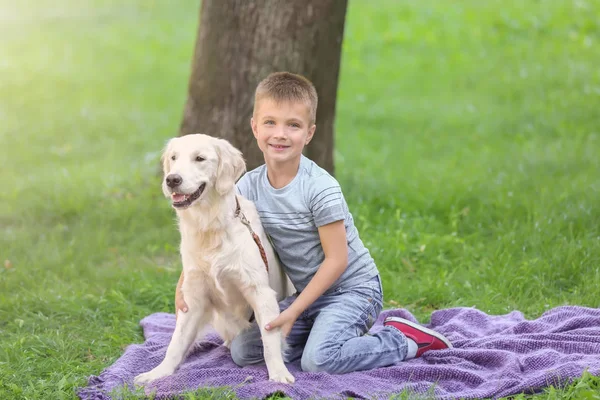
left=385, top=317, right=453, bottom=348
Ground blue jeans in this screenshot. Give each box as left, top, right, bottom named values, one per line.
left=229, top=275, right=408, bottom=374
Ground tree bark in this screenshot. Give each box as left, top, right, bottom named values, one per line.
left=180, top=0, right=347, bottom=175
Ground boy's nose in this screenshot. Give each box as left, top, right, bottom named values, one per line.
left=273, top=127, right=287, bottom=138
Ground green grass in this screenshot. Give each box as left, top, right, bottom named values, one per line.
left=1, top=0, right=599, bottom=398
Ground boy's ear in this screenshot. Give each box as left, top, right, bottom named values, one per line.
left=306, top=124, right=316, bottom=145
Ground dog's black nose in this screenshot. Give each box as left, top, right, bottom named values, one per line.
left=166, top=174, right=183, bottom=188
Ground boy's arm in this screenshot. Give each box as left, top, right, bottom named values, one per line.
left=288, top=220, right=348, bottom=314
left=175, top=270, right=188, bottom=317
left=266, top=220, right=348, bottom=334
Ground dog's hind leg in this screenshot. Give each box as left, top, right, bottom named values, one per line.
left=241, top=285, right=295, bottom=384
left=134, top=301, right=210, bottom=385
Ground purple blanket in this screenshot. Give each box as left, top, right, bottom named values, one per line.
left=78, top=306, right=600, bottom=399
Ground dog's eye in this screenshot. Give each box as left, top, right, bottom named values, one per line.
left=171, top=155, right=176, bottom=160
left=195, top=156, right=205, bottom=162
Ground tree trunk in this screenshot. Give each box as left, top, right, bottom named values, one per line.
left=180, top=0, right=347, bottom=175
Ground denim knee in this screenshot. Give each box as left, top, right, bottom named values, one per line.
left=229, top=335, right=255, bottom=367
left=300, top=347, right=336, bottom=373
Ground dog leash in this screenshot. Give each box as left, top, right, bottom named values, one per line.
left=234, top=196, right=269, bottom=272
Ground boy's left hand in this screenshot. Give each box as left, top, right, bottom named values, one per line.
left=265, top=309, right=298, bottom=337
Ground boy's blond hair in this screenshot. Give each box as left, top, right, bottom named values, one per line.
left=254, top=72, right=318, bottom=125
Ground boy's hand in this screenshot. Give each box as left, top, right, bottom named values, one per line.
left=265, top=308, right=299, bottom=337
left=175, top=271, right=188, bottom=319
left=175, top=288, right=188, bottom=315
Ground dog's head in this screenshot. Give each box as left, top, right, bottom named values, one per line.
left=160, top=134, right=246, bottom=209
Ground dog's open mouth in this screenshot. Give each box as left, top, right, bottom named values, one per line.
left=171, top=183, right=206, bottom=208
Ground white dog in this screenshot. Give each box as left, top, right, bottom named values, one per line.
left=134, top=134, right=295, bottom=385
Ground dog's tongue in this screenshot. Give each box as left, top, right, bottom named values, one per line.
left=172, top=193, right=186, bottom=202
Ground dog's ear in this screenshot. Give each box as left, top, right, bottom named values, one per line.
left=160, top=138, right=174, bottom=176
left=215, top=138, right=246, bottom=195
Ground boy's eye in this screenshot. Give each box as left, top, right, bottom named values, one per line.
left=264, top=120, right=275, bottom=125
left=195, top=156, right=205, bottom=162
left=290, top=123, right=300, bottom=128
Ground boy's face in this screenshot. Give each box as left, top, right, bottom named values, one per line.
left=251, top=97, right=316, bottom=167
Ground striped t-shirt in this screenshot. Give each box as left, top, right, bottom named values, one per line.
left=236, top=155, right=379, bottom=294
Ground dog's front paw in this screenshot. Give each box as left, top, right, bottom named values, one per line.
left=134, top=365, right=174, bottom=385
left=268, top=368, right=295, bottom=384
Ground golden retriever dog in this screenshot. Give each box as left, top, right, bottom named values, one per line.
left=134, top=134, right=295, bottom=385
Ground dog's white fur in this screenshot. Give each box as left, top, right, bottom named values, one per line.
left=134, top=134, right=295, bottom=385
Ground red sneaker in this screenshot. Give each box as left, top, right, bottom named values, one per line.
left=384, top=317, right=452, bottom=357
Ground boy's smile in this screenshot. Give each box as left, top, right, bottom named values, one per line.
left=269, top=144, right=290, bottom=151
left=251, top=98, right=316, bottom=167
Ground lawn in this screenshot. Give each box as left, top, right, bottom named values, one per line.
left=1, top=0, right=599, bottom=398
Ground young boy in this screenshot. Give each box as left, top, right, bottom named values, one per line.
left=176, top=72, right=451, bottom=374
